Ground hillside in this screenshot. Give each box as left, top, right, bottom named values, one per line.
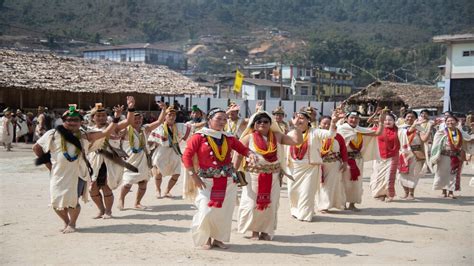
left=1, top=0, right=473, bottom=85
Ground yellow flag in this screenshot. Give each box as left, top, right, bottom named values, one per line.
left=233, top=69, right=244, bottom=93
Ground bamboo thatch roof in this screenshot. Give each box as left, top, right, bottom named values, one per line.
left=0, top=50, right=212, bottom=95
left=346, top=81, right=443, bottom=108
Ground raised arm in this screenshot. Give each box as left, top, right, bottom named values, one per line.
left=280, top=116, right=304, bottom=146
left=367, top=107, right=382, bottom=125
left=365, top=109, right=387, bottom=136
left=316, top=109, right=345, bottom=139
left=38, top=114, right=45, bottom=130
left=145, top=101, right=167, bottom=134
left=117, top=96, right=136, bottom=131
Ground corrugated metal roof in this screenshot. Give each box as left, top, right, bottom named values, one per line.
left=83, top=43, right=181, bottom=53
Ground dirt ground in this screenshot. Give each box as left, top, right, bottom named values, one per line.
left=0, top=143, right=473, bottom=265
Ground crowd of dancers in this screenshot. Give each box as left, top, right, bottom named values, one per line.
left=3, top=95, right=472, bottom=249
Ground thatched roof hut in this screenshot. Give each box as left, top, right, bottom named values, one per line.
left=0, top=50, right=212, bottom=110
left=345, top=81, right=443, bottom=113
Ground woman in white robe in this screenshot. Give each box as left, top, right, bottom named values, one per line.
left=369, top=114, right=400, bottom=202
left=234, top=111, right=302, bottom=240
left=317, top=116, right=348, bottom=212
left=15, top=110, right=29, bottom=143
left=397, top=110, right=435, bottom=200
left=1, top=109, right=13, bottom=151
left=337, top=110, right=386, bottom=211
left=286, top=109, right=341, bottom=221
left=182, top=108, right=258, bottom=249
left=431, top=115, right=472, bottom=198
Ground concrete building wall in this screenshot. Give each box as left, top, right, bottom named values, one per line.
left=451, top=43, right=474, bottom=77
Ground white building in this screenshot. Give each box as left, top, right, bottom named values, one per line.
left=433, top=34, right=474, bottom=113
left=83, top=43, right=186, bottom=70
left=216, top=78, right=287, bottom=100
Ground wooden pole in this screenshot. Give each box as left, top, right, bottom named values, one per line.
left=19, top=90, right=24, bottom=109
left=148, top=94, right=151, bottom=111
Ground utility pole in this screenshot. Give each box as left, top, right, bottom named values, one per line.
left=279, top=55, right=284, bottom=100
left=317, top=67, right=321, bottom=102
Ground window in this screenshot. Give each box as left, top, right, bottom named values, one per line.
left=120, top=54, right=126, bottom=62
left=99, top=55, right=105, bottom=60
left=150, top=54, right=158, bottom=63
left=270, top=87, right=280, bottom=98
left=300, top=86, right=309, bottom=95
left=462, top=50, right=474, bottom=57
left=257, top=90, right=266, bottom=100
left=306, top=69, right=311, bottom=77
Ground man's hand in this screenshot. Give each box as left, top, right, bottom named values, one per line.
left=156, top=101, right=167, bottom=110
left=113, top=105, right=124, bottom=118
left=255, top=101, right=264, bottom=112
left=126, top=96, right=135, bottom=109
left=192, top=174, right=206, bottom=190
left=291, top=115, right=299, bottom=128
left=379, top=108, right=389, bottom=123
left=339, top=162, right=348, bottom=172
left=332, top=108, right=345, bottom=122
left=247, top=151, right=259, bottom=165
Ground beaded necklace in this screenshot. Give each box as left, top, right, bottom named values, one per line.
left=446, top=128, right=462, bottom=150
left=61, top=131, right=81, bottom=162
left=206, top=135, right=228, bottom=161
left=163, top=122, right=178, bottom=145
left=128, top=125, right=145, bottom=153
left=225, top=119, right=238, bottom=134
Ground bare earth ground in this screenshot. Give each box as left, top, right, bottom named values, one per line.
left=0, top=143, right=473, bottom=265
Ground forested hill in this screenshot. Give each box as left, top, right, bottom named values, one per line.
left=1, top=0, right=473, bottom=85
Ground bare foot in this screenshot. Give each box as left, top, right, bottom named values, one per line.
left=59, top=223, right=69, bottom=232
left=117, top=199, right=125, bottom=211
left=156, top=191, right=162, bottom=199
left=164, top=192, right=173, bottom=198
left=134, top=204, right=148, bottom=210
left=385, top=197, right=394, bottom=202
left=201, top=238, right=212, bottom=250
left=259, top=233, right=272, bottom=241
left=319, top=209, right=329, bottom=214
left=212, top=240, right=228, bottom=249
left=93, top=212, right=104, bottom=219
left=448, top=193, right=457, bottom=199
left=250, top=232, right=259, bottom=240
left=348, top=204, right=361, bottom=212
left=62, top=225, right=76, bottom=234
left=102, top=213, right=112, bottom=219
left=406, top=195, right=415, bottom=201
left=375, top=196, right=386, bottom=201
